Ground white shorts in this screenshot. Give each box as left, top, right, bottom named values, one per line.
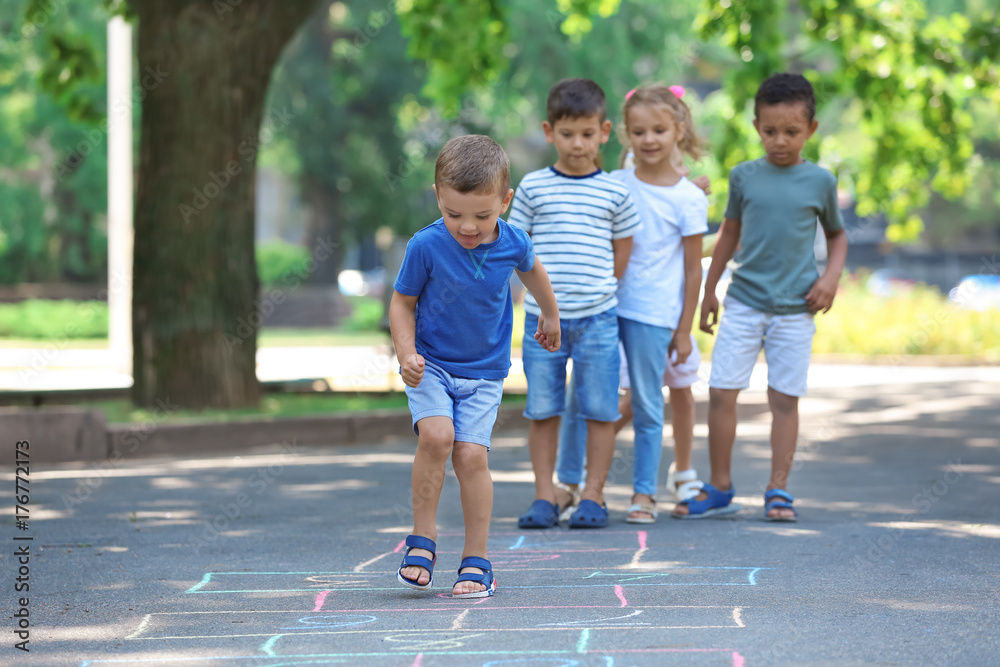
left=708, top=296, right=816, bottom=397
left=619, top=333, right=701, bottom=390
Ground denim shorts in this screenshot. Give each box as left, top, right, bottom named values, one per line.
left=521, top=308, right=620, bottom=422
left=404, top=359, right=504, bottom=448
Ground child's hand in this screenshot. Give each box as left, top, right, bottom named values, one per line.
left=806, top=275, right=839, bottom=314
left=401, top=354, right=425, bottom=387
left=700, top=292, right=720, bottom=334
left=669, top=331, right=693, bottom=365
left=691, top=175, right=712, bottom=195
left=534, top=314, right=561, bottom=352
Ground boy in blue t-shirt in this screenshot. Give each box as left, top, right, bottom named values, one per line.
left=509, top=78, right=642, bottom=529
left=672, top=73, right=848, bottom=522
left=390, top=135, right=560, bottom=598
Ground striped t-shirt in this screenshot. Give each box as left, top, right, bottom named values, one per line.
left=508, top=167, right=641, bottom=319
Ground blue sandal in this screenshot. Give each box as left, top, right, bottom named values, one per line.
left=453, top=556, right=497, bottom=599
left=518, top=499, right=559, bottom=529
left=671, top=483, right=741, bottom=520
left=568, top=499, right=608, bottom=529
left=764, top=489, right=798, bottom=522
left=396, top=535, right=437, bottom=590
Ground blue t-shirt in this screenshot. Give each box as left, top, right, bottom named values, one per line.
left=393, top=218, right=535, bottom=379
left=724, top=158, right=844, bottom=314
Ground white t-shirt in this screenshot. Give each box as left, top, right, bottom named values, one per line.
left=612, top=168, right=709, bottom=329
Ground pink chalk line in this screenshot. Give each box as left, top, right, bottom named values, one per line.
left=614, top=585, right=628, bottom=607
left=411, top=653, right=424, bottom=667
left=313, top=590, right=331, bottom=612
left=637, top=530, right=647, bottom=550
left=394, top=539, right=407, bottom=553
left=733, top=651, right=745, bottom=667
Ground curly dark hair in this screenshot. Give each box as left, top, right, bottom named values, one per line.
left=754, top=73, right=816, bottom=121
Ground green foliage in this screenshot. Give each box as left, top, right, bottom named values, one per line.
left=700, top=0, right=1000, bottom=241
left=0, top=299, right=107, bottom=339
left=0, top=0, right=111, bottom=284
left=255, top=241, right=310, bottom=287
left=341, top=295, right=384, bottom=332
left=693, top=278, right=1000, bottom=359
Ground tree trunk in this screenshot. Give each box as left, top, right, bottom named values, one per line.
left=130, top=0, right=319, bottom=409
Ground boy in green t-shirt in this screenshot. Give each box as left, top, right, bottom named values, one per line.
left=673, top=73, right=848, bottom=522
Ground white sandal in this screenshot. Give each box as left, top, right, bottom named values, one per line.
left=667, top=462, right=704, bottom=502
left=626, top=496, right=658, bottom=524
left=555, top=482, right=581, bottom=523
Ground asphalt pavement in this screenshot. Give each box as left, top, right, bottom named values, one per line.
left=2, top=366, right=999, bottom=666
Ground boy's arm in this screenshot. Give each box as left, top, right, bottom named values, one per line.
left=515, top=259, right=561, bottom=352
left=669, top=234, right=704, bottom=364
left=388, top=290, right=425, bottom=387
left=612, top=237, right=633, bottom=279
left=805, top=228, right=848, bottom=314
left=701, top=217, right=740, bottom=334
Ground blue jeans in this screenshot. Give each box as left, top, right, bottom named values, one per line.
left=557, top=317, right=672, bottom=495
left=521, top=309, right=620, bottom=422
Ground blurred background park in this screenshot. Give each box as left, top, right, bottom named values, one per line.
left=0, top=0, right=998, bottom=425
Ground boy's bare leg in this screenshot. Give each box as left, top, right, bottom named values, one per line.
left=528, top=416, right=561, bottom=503
left=452, top=441, right=493, bottom=596
left=669, top=387, right=696, bottom=475
left=581, top=419, right=616, bottom=505
left=767, top=387, right=798, bottom=520
left=614, top=389, right=633, bottom=434
left=401, top=416, right=453, bottom=585
left=672, top=387, right=739, bottom=516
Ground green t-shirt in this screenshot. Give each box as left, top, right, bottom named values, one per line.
left=724, top=158, right=844, bottom=314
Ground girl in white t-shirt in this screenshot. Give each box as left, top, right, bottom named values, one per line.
left=554, top=85, right=709, bottom=524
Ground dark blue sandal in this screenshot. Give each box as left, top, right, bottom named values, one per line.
left=518, top=499, right=559, bottom=529
left=452, top=556, right=497, bottom=599
left=764, top=489, right=798, bottom=522
left=396, top=535, right=437, bottom=590
left=671, top=483, right=741, bottom=520
left=568, top=499, right=608, bottom=528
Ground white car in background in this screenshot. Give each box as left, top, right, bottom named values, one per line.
left=950, top=274, right=1000, bottom=311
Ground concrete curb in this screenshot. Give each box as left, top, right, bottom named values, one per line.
left=5, top=399, right=774, bottom=463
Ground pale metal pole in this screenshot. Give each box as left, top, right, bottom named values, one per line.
left=107, top=16, right=133, bottom=377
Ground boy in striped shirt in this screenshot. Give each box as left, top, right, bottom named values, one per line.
left=510, top=78, right=642, bottom=529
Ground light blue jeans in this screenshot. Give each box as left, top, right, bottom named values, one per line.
left=557, top=317, right=672, bottom=495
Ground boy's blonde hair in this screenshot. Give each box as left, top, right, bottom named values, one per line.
left=435, top=135, right=510, bottom=198
left=619, top=85, right=705, bottom=168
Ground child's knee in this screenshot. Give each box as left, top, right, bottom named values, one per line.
left=452, top=442, right=488, bottom=475
left=767, top=387, right=798, bottom=414
left=670, top=386, right=695, bottom=407
left=417, top=419, right=455, bottom=456
left=708, top=387, right=738, bottom=408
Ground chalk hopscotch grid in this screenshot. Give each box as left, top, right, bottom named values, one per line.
left=92, top=531, right=760, bottom=666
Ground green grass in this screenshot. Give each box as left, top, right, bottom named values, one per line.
left=86, top=391, right=526, bottom=425
left=0, top=295, right=388, bottom=346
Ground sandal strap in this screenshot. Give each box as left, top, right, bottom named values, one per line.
left=628, top=503, right=658, bottom=516
left=764, top=489, right=794, bottom=504
left=404, top=535, right=436, bottom=553
left=676, top=480, right=704, bottom=499
left=670, top=467, right=699, bottom=483
left=458, top=556, right=492, bottom=573
left=400, top=554, right=434, bottom=570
